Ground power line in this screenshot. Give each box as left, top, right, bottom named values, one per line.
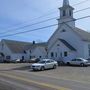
left=0, top=0, right=89, bottom=34
left=0, top=15, right=90, bottom=38
left=25, top=0, right=89, bottom=22
left=0, top=16, right=58, bottom=35
left=73, top=0, right=89, bottom=6
left=0, top=6, right=90, bottom=35
left=74, top=7, right=90, bottom=13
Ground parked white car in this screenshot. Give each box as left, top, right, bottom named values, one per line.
left=66, top=58, right=88, bottom=66
left=31, top=59, right=58, bottom=71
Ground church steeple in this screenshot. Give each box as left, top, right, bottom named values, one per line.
left=60, top=0, right=74, bottom=19
left=58, top=0, right=75, bottom=28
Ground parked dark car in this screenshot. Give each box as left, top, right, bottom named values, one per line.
left=56, top=60, right=64, bottom=66
left=29, top=58, right=40, bottom=63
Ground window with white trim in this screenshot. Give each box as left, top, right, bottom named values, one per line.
left=64, top=51, right=68, bottom=57
left=63, top=10, right=66, bottom=16
left=51, top=52, right=54, bottom=57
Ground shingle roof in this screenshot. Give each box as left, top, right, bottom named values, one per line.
left=74, top=27, right=90, bottom=41
left=59, top=39, right=76, bottom=51
left=2, top=39, right=47, bottom=53
left=2, top=39, right=31, bottom=53
left=25, top=42, right=47, bottom=50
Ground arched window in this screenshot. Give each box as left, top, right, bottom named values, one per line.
left=64, top=51, right=68, bottom=57
left=63, top=10, right=66, bottom=16
left=69, top=10, right=72, bottom=16
left=51, top=52, right=54, bottom=57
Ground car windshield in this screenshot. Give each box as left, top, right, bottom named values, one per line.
left=38, top=61, right=46, bottom=64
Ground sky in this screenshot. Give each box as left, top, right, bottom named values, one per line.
left=0, top=0, right=90, bottom=42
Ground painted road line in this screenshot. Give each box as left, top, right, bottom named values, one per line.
left=0, top=73, right=71, bottom=90
left=14, top=70, right=90, bottom=85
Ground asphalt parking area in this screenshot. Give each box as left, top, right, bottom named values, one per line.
left=10, top=64, right=90, bottom=84
left=0, top=63, right=90, bottom=84
left=1, top=63, right=90, bottom=90
left=28, top=66, right=90, bottom=84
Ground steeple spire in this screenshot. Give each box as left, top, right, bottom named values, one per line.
left=58, top=0, right=75, bottom=27
left=63, top=0, right=69, bottom=6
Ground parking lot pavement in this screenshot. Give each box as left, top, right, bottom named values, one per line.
left=0, top=64, right=90, bottom=90
left=39, top=66, right=90, bottom=83
left=0, top=64, right=90, bottom=84
left=28, top=66, right=90, bottom=84
left=0, top=63, right=30, bottom=71
left=4, top=63, right=90, bottom=84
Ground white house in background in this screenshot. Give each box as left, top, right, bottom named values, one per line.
left=47, top=0, right=90, bottom=61
left=26, top=42, right=47, bottom=59
left=0, top=39, right=47, bottom=62
left=0, top=39, right=31, bottom=62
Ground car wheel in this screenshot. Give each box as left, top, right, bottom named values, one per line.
left=33, top=69, right=36, bottom=71
left=67, top=62, right=70, bottom=65
left=85, top=65, right=88, bottom=67
left=53, top=65, right=57, bottom=69
left=80, top=63, right=84, bottom=67
left=58, top=61, right=64, bottom=66
left=40, top=66, right=44, bottom=71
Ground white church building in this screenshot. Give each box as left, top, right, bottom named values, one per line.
left=47, top=0, right=90, bottom=61
left=0, top=0, right=90, bottom=62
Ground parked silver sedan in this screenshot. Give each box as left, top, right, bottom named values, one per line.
left=67, top=58, right=88, bottom=66
left=31, top=59, right=58, bottom=71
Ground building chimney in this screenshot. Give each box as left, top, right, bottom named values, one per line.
left=33, top=41, right=35, bottom=44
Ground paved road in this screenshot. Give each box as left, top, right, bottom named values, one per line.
left=0, top=75, right=54, bottom=90
left=0, top=64, right=90, bottom=90
left=0, top=78, right=36, bottom=90
left=0, top=71, right=68, bottom=90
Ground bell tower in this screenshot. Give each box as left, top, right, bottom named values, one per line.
left=58, top=0, right=75, bottom=28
